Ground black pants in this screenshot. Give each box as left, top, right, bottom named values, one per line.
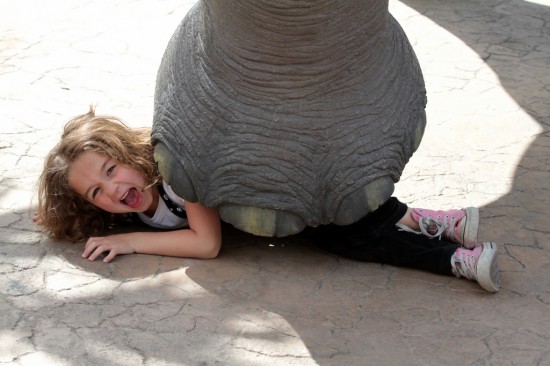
left=306, top=197, right=458, bottom=275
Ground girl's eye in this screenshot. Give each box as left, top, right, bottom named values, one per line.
left=107, top=165, right=115, bottom=176
left=91, top=187, right=100, bottom=199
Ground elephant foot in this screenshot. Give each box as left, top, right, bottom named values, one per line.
left=219, top=205, right=306, bottom=237
left=333, top=177, right=395, bottom=226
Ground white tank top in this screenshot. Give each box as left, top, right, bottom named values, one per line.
left=136, top=181, right=188, bottom=229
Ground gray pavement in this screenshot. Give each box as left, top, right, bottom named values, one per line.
left=1, top=0, right=549, bottom=365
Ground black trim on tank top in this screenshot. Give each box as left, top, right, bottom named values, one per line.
left=158, top=183, right=187, bottom=219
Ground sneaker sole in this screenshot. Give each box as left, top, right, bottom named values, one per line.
left=476, top=242, right=500, bottom=292
left=462, top=207, right=479, bottom=249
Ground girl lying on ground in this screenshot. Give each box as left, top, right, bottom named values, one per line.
left=34, top=108, right=500, bottom=292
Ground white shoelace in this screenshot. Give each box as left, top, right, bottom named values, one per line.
left=417, top=217, right=446, bottom=239
left=396, top=218, right=446, bottom=239
left=450, top=249, right=477, bottom=280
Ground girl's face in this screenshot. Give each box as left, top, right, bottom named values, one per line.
left=68, top=151, right=158, bottom=215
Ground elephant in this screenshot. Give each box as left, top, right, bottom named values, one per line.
left=152, top=0, right=427, bottom=237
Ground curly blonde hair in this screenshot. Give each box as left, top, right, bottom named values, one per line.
left=36, top=107, right=161, bottom=242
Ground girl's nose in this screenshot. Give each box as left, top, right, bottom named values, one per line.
left=106, top=182, right=119, bottom=199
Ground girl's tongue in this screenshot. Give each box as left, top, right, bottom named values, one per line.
left=122, top=187, right=141, bottom=208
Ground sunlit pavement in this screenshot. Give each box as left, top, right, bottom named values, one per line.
left=1, top=1, right=549, bottom=364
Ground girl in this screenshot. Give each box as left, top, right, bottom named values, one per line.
left=35, top=107, right=222, bottom=263
left=35, top=108, right=499, bottom=292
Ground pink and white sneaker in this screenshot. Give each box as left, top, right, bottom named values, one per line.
left=411, top=207, right=479, bottom=248
left=451, top=242, right=499, bottom=292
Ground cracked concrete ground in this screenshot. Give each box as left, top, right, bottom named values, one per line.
left=1, top=0, right=549, bottom=365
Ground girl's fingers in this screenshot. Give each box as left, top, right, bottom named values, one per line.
left=103, top=250, right=118, bottom=263
left=88, top=245, right=110, bottom=262
left=83, top=237, right=107, bottom=260
left=82, top=237, right=99, bottom=258
left=82, top=236, right=129, bottom=262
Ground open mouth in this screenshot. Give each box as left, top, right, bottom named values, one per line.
left=120, top=187, right=141, bottom=208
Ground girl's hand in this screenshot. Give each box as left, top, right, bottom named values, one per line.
left=82, top=234, right=136, bottom=263
left=33, top=213, right=43, bottom=225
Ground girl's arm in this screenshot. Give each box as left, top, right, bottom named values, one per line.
left=82, top=201, right=222, bottom=263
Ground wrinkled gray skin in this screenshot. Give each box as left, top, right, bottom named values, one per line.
left=152, top=0, right=426, bottom=237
